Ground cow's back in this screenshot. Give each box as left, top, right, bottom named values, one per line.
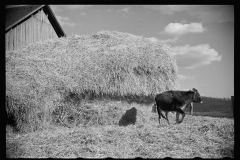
left=155, top=91, right=175, bottom=111
left=155, top=90, right=187, bottom=111
left=155, top=90, right=183, bottom=101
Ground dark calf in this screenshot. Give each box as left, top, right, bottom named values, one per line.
left=152, top=99, right=193, bottom=116
left=154, top=88, right=202, bottom=125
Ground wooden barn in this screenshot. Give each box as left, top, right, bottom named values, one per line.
left=5, top=5, right=66, bottom=51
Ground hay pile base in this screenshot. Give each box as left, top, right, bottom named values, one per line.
left=6, top=102, right=234, bottom=158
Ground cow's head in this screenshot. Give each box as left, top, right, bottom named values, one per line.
left=191, top=88, right=203, bottom=103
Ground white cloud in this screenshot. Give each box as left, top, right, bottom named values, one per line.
left=143, top=5, right=234, bottom=23
left=178, top=74, right=194, bottom=80
left=161, top=22, right=206, bottom=36
left=121, top=6, right=130, bottom=13
left=169, top=44, right=222, bottom=69
left=56, top=15, right=75, bottom=27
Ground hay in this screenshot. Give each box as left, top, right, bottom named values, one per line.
left=6, top=30, right=178, bottom=132
left=6, top=104, right=234, bottom=158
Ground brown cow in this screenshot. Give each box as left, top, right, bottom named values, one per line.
left=152, top=88, right=202, bottom=125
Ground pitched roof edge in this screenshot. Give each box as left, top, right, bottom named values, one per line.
left=44, top=5, right=66, bottom=37
left=5, top=5, right=66, bottom=37
left=5, top=5, right=45, bottom=31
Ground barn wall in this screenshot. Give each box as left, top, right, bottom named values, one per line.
left=5, top=8, right=58, bottom=51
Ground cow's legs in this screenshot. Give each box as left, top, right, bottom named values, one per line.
left=175, top=108, right=185, bottom=123
left=158, top=113, right=161, bottom=125
left=159, top=111, right=170, bottom=125
left=157, top=107, right=162, bottom=125
left=165, top=112, right=170, bottom=125
left=176, top=112, right=180, bottom=123
left=161, top=111, right=170, bottom=125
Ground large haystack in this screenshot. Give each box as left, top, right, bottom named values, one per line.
left=6, top=30, right=178, bottom=132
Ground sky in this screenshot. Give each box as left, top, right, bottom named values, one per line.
left=50, top=5, right=234, bottom=99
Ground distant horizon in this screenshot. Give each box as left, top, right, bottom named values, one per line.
left=50, top=5, right=234, bottom=98
left=199, top=95, right=232, bottom=100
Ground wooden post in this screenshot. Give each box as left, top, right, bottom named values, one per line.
left=231, top=96, right=234, bottom=117
left=190, top=102, right=193, bottom=115
left=5, top=32, right=8, bottom=51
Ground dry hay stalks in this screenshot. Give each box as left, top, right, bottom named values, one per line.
left=51, top=101, right=138, bottom=128
left=6, top=30, right=178, bottom=133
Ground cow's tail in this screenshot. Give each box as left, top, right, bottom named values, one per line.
left=160, top=111, right=167, bottom=119
left=152, top=103, right=167, bottom=119
left=151, top=103, right=157, bottom=113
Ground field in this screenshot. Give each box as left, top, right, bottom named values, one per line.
left=6, top=100, right=234, bottom=158
left=6, top=31, right=234, bottom=158
left=191, top=96, right=233, bottom=118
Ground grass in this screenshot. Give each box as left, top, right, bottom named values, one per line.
left=6, top=101, right=234, bottom=158
left=191, top=96, right=233, bottom=118
left=193, top=111, right=233, bottom=118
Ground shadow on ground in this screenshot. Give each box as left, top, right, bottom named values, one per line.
left=118, top=107, right=137, bottom=126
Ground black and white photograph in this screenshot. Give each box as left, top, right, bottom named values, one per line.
left=6, top=5, right=234, bottom=158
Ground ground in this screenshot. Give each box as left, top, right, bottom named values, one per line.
left=6, top=101, right=234, bottom=158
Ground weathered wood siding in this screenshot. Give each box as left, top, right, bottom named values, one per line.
left=5, top=9, right=58, bottom=51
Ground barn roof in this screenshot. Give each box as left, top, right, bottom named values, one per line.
left=5, top=5, right=66, bottom=37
